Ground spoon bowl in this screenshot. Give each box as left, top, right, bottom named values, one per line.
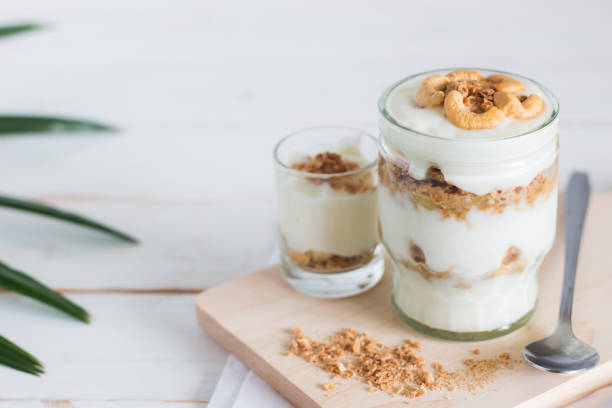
left=523, top=331, right=599, bottom=373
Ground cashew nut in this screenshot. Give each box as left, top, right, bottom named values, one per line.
left=515, top=94, right=546, bottom=119
left=416, top=74, right=450, bottom=108
left=446, top=70, right=482, bottom=81
left=444, top=90, right=506, bottom=129
left=493, top=91, right=522, bottom=116
left=493, top=92, right=545, bottom=119
left=485, top=74, right=523, bottom=94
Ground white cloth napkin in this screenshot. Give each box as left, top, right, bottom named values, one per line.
left=208, top=248, right=293, bottom=408
left=208, top=355, right=293, bottom=408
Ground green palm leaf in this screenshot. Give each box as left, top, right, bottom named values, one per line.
left=0, top=116, right=115, bottom=135
left=0, top=260, right=89, bottom=323
left=0, top=194, right=137, bottom=243
left=0, top=24, right=42, bottom=39
left=0, top=335, right=43, bottom=375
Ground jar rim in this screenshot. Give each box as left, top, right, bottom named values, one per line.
left=377, top=67, right=560, bottom=144
left=273, top=126, right=378, bottom=178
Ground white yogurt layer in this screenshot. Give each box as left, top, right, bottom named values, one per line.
left=394, top=259, right=539, bottom=333
left=277, top=147, right=378, bottom=257
left=380, top=69, right=559, bottom=195
left=379, top=185, right=558, bottom=277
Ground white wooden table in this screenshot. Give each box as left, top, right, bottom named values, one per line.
left=2, top=0, right=611, bottom=406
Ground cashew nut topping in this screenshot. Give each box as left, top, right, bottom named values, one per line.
left=414, top=69, right=545, bottom=129
left=494, top=92, right=545, bottom=119
left=416, top=74, right=450, bottom=108
left=485, top=74, right=523, bottom=94
left=493, top=91, right=522, bottom=116
left=514, top=94, right=546, bottom=119
left=444, top=90, right=506, bottom=129
left=446, top=70, right=482, bottom=81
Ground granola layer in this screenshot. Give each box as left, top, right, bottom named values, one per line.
left=291, top=152, right=375, bottom=194
left=378, top=154, right=557, bottom=220
left=400, top=240, right=453, bottom=281
left=399, top=242, right=529, bottom=283
left=288, top=247, right=375, bottom=273
left=486, top=246, right=527, bottom=279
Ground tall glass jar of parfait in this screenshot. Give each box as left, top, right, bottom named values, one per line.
left=377, top=68, right=559, bottom=340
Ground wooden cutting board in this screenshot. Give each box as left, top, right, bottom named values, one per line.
left=195, top=193, right=612, bottom=407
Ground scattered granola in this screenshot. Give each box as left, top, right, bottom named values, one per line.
left=286, top=328, right=518, bottom=400
left=291, top=152, right=375, bottom=194
left=406, top=339, right=422, bottom=349
left=463, top=352, right=515, bottom=392
left=378, top=155, right=558, bottom=220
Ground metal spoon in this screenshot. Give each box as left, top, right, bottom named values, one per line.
left=523, top=172, right=599, bottom=374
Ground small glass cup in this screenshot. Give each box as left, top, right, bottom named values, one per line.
left=274, top=127, right=383, bottom=298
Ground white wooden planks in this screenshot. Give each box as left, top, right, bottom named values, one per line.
left=0, top=294, right=227, bottom=401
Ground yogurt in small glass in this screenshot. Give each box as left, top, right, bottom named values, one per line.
left=275, top=127, right=384, bottom=298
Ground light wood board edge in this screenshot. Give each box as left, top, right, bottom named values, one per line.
left=517, top=362, right=612, bottom=408
left=195, top=285, right=320, bottom=408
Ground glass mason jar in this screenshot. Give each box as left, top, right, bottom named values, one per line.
left=377, top=69, right=559, bottom=340
left=274, top=127, right=384, bottom=298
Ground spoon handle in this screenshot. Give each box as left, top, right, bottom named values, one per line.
left=558, top=172, right=591, bottom=332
